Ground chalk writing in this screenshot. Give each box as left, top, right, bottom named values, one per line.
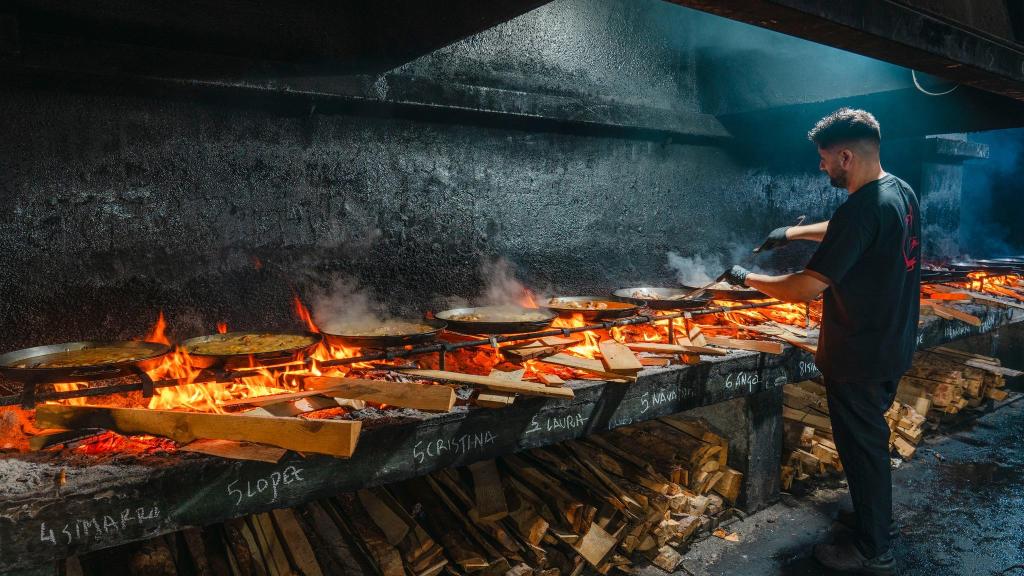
left=413, top=431, right=497, bottom=464
left=724, top=371, right=759, bottom=393
left=915, top=331, right=925, bottom=347
left=943, top=323, right=972, bottom=341
left=773, top=376, right=789, bottom=388
left=798, top=360, right=821, bottom=378
left=525, top=412, right=588, bottom=436
left=227, top=465, right=305, bottom=507
left=39, top=504, right=161, bottom=547
left=640, top=389, right=679, bottom=414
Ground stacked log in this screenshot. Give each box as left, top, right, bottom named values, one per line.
left=64, top=416, right=742, bottom=576
left=782, top=348, right=1018, bottom=489
left=898, top=348, right=1014, bottom=416
left=781, top=381, right=926, bottom=490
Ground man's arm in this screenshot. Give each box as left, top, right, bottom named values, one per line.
left=786, top=221, right=829, bottom=243
left=745, top=271, right=828, bottom=303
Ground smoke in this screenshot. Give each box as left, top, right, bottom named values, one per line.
left=961, top=128, right=1024, bottom=258
left=311, top=277, right=392, bottom=334
left=666, top=244, right=767, bottom=286
left=479, top=257, right=538, bottom=307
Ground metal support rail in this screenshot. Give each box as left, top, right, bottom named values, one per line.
left=0, top=300, right=782, bottom=407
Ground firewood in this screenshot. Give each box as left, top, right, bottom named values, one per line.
left=300, top=502, right=366, bottom=575
left=475, top=391, right=517, bottom=408
left=893, top=436, right=916, bottom=459
left=254, top=513, right=293, bottom=576
left=537, top=373, right=566, bottom=386
left=704, top=336, right=784, bottom=355
left=223, top=519, right=265, bottom=576
left=333, top=495, right=406, bottom=576
left=182, top=527, right=213, bottom=576
left=243, top=395, right=356, bottom=417
left=467, top=460, right=509, bottom=522
left=180, top=439, right=287, bottom=463
left=624, top=342, right=687, bottom=354
left=129, top=536, right=177, bottom=576
left=270, top=509, right=324, bottom=576
left=537, top=354, right=636, bottom=382
left=503, top=344, right=559, bottom=361
left=35, top=405, right=361, bottom=458
left=598, top=340, right=643, bottom=375
left=573, top=522, right=617, bottom=567
left=639, top=357, right=672, bottom=367
left=651, top=544, right=683, bottom=571
left=358, top=489, right=411, bottom=546
left=400, top=369, right=576, bottom=398
left=782, top=406, right=832, bottom=433
left=712, top=468, right=743, bottom=504
left=920, top=301, right=982, bottom=326
left=301, top=377, right=457, bottom=412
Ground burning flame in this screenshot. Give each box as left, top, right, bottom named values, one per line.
left=520, top=289, right=539, bottom=308
left=216, top=322, right=228, bottom=334
left=145, top=311, right=170, bottom=345
left=293, top=295, right=320, bottom=332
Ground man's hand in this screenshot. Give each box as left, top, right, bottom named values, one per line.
left=758, top=226, right=791, bottom=251
left=723, top=265, right=751, bottom=287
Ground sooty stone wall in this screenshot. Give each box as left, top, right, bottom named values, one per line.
left=0, top=0, right=878, bottom=350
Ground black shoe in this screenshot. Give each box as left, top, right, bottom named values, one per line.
left=814, top=541, right=895, bottom=575
left=835, top=509, right=899, bottom=539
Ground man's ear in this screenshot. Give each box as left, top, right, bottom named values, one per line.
left=839, top=148, right=854, bottom=167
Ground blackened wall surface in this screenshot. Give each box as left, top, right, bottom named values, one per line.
left=0, top=0, right=944, bottom=350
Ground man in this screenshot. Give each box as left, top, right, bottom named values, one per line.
left=725, top=108, right=921, bottom=575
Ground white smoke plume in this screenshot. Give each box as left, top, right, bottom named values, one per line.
left=480, top=257, right=538, bottom=307
left=311, top=277, right=392, bottom=334
left=666, top=245, right=766, bottom=286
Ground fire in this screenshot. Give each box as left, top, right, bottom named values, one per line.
left=958, top=272, right=1023, bottom=301
left=216, top=322, right=228, bottom=334
left=551, top=314, right=602, bottom=358
left=520, top=289, right=539, bottom=308
left=293, top=295, right=320, bottom=333
left=145, top=311, right=170, bottom=345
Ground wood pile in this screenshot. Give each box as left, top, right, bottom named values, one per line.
left=64, top=416, right=743, bottom=576
left=898, top=348, right=1017, bottom=416
left=781, top=380, right=926, bottom=490
left=781, top=347, right=1020, bottom=490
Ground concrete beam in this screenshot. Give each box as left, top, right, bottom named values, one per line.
left=668, top=0, right=1024, bottom=102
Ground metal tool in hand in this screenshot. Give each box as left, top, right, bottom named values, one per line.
left=753, top=215, right=806, bottom=253
left=670, top=271, right=729, bottom=301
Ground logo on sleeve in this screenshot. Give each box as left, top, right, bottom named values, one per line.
left=902, top=204, right=919, bottom=272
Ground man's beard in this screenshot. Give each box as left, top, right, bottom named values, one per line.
left=829, top=171, right=848, bottom=189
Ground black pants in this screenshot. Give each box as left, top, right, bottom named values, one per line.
left=824, top=377, right=899, bottom=558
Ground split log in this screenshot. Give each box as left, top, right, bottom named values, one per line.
left=537, top=354, right=635, bottom=382
left=598, top=340, right=643, bottom=375
left=400, top=369, right=575, bottom=399
left=704, top=336, right=784, bottom=355
left=35, top=404, right=361, bottom=458
left=180, top=439, right=287, bottom=463
left=302, top=377, right=456, bottom=412
left=468, top=460, right=509, bottom=521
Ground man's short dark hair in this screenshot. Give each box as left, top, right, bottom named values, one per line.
left=808, top=108, right=881, bottom=149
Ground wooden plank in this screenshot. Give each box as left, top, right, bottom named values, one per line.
left=704, top=336, right=784, bottom=355
left=970, top=292, right=1024, bottom=309
left=271, top=508, right=324, bottom=576
left=468, top=460, right=509, bottom=521
left=625, top=342, right=686, bottom=354
left=400, top=369, right=575, bottom=398
left=358, top=489, right=411, bottom=546
left=35, top=405, right=361, bottom=458
left=537, top=354, right=635, bottom=382
left=475, top=392, right=516, bottom=408
left=598, top=340, right=643, bottom=375
left=680, top=345, right=729, bottom=356
left=573, top=522, right=617, bottom=567
left=537, top=373, right=565, bottom=386
left=921, top=301, right=982, bottom=326
left=639, top=357, right=671, bottom=367
left=253, top=513, right=292, bottom=576
left=302, top=377, right=456, bottom=412
left=964, top=358, right=1023, bottom=377
left=180, top=439, right=287, bottom=463
left=782, top=406, right=832, bottom=432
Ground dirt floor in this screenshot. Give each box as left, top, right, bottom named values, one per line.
left=660, top=388, right=1024, bottom=575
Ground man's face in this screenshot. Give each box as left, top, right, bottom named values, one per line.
left=818, top=146, right=851, bottom=189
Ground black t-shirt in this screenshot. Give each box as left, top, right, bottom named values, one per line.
left=805, top=174, right=921, bottom=382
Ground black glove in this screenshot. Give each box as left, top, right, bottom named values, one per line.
left=759, top=226, right=792, bottom=251
left=723, top=265, right=752, bottom=287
